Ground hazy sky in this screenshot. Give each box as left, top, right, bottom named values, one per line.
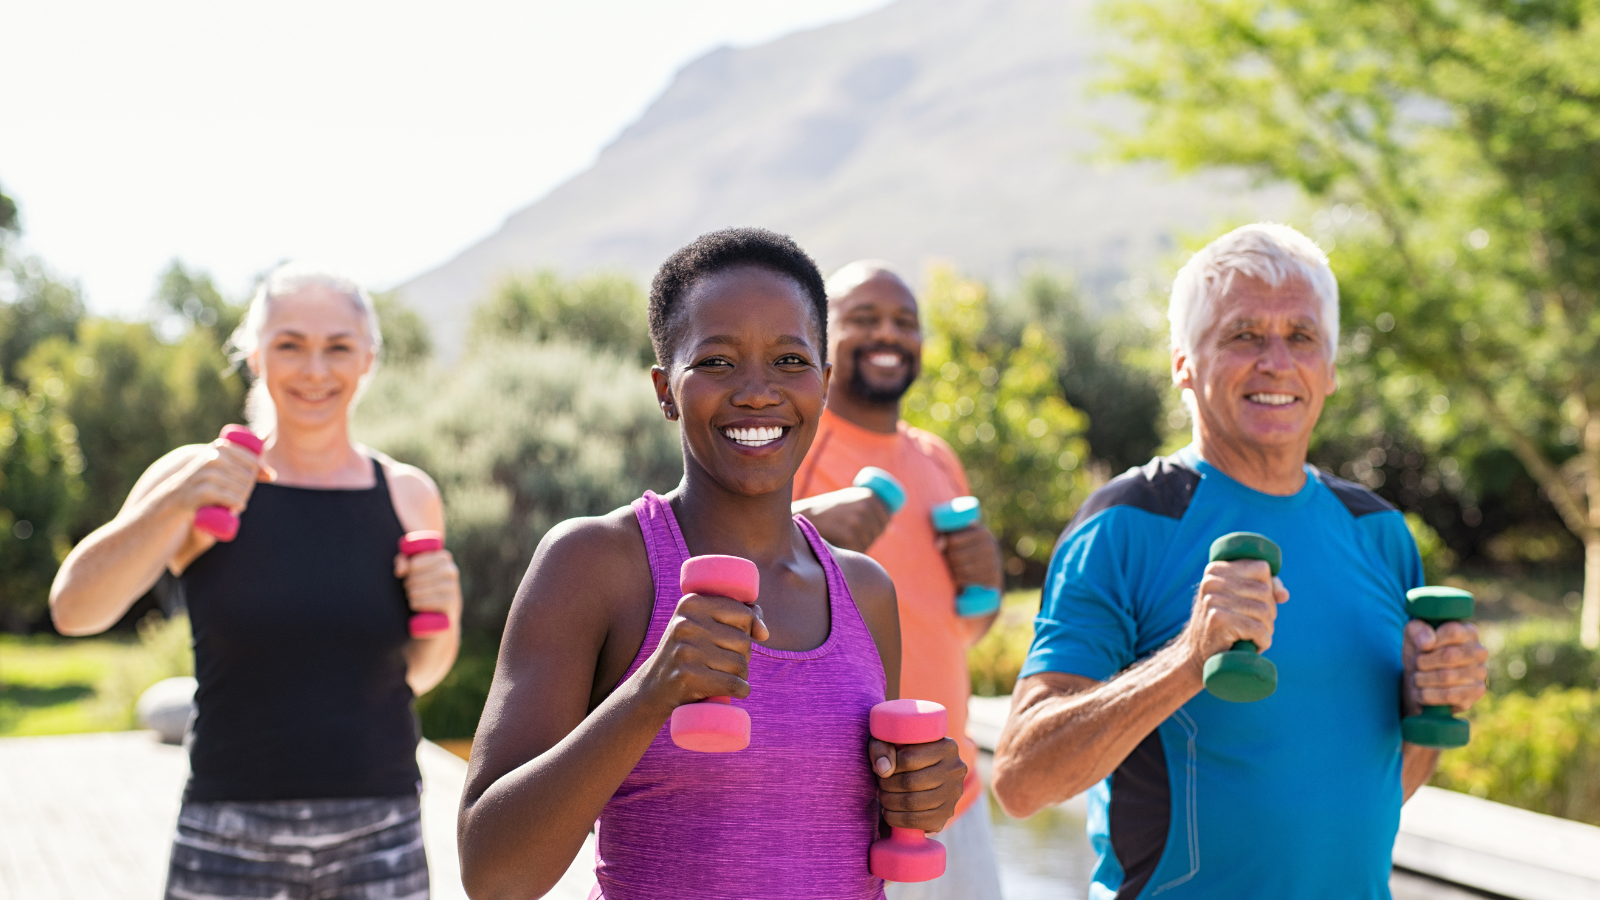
left=2, top=1, right=891, bottom=314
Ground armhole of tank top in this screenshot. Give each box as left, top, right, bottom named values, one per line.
left=622, top=496, right=682, bottom=682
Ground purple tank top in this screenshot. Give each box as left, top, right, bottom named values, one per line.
left=592, top=491, right=887, bottom=900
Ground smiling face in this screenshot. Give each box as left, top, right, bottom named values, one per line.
left=250, top=284, right=376, bottom=432
left=829, top=273, right=921, bottom=405
left=1174, top=274, right=1336, bottom=455
left=652, top=265, right=830, bottom=497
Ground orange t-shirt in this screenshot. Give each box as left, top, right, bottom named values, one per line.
left=794, top=408, right=983, bottom=818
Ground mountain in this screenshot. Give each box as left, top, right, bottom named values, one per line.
left=396, top=0, right=1290, bottom=355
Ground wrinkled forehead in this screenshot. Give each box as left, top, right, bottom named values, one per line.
left=1206, top=273, right=1327, bottom=335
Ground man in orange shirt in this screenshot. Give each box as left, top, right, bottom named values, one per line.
left=793, top=260, right=1004, bottom=900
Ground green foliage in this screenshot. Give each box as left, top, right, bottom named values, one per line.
left=153, top=260, right=242, bottom=339
left=1432, top=687, right=1600, bottom=826
left=0, top=255, right=85, bottom=386
left=0, top=184, right=17, bottom=237
left=416, top=643, right=496, bottom=739
left=1102, top=0, right=1600, bottom=642
left=470, top=270, right=652, bottom=365
left=903, top=269, right=1094, bottom=577
left=1405, top=513, right=1457, bottom=585
left=355, top=341, right=682, bottom=633
left=1483, top=617, right=1599, bottom=695
left=0, top=384, right=84, bottom=629
left=373, top=291, right=433, bottom=366
left=1000, top=273, right=1166, bottom=474
left=968, top=590, right=1039, bottom=697
left=91, top=611, right=193, bottom=729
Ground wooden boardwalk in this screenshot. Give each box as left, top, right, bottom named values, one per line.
left=0, top=732, right=596, bottom=900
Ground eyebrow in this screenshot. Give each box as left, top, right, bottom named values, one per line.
left=1219, top=317, right=1322, bottom=333
left=272, top=330, right=359, bottom=341
left=697, top=334, right=812, bottom=349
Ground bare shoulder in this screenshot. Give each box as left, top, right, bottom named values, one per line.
left=368, top=448, right=443, bottom=532
left=830, top=545, right=896, bottom=614
left=506, top=505, right=649, bottom=630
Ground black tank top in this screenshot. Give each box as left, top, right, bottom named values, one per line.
left=180, top=457, right=422, bottom=802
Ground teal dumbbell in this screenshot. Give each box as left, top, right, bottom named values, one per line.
left=853, top=467, right=906, bottom=515
left=931, top=497, right=1001, bottom=618
left=1401, top=586, right=1475, bottom=749
left=1202, top=532, right=1282, bottom=703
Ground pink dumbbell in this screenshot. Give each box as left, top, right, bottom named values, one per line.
left=670, top=555, right=761, bottom=753
left=869, top=699, right=949, bottom=883
left=193, top=425, right=266, bottom=541
left=399, top=531, right=452, bottom=638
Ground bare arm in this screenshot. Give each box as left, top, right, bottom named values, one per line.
left=992, top=558, right=1287, bottom=818
left=50, top=440, right=264, bottom=635
left=792, top=488, right=891, bottom=552
left=381, top=456, right=461, bottom=695
left=458, top=514, right=770, bottom=900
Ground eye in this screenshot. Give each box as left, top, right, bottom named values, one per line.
left=693, top=356, right=734, bottom=370
left=775, top=353, right=811, bottom=367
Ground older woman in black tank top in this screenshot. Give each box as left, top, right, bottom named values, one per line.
left=50, top=263, right=461, bottom=900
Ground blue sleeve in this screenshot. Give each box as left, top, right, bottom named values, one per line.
left=1020, top=510, right=1142, bottom=682
left=1358, top=510, right=1425, bottom=592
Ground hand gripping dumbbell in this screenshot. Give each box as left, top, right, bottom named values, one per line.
left=1202, top=532, right=1283, bottom=703
left=1401, top=586, right=1475, bottom=748
left=398, top=531, right=452, bottom=638
left=930, top=497, right=1001, bottom=618
left=193, top=425, right=265, bottom=541
left=869, top=699, right=948, bottom=883
left=853, top=466, right=907, bottom=516
left=670, top=555, right=761, bottom=753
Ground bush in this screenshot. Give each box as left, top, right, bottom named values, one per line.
left=469, top=271, right=652, bottom=366
left=416, top=643, right=497, bottom=740
left=968, top=590, right=1039, bottom=697
left=1483, top=617, right=1598, bottom=696
left=1432, top=687, right=1600, bottom=826
left=354, top=341, right=682, bottom=634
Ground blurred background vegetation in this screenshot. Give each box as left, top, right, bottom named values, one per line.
left=3, top=0, right=1599, bottom=826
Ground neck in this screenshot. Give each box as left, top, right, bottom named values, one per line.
left=1192, top=426, right=1309, bottom=496
left=825, top=381, right=900, bottom=434
left=263, top=418, right=367, bottom=485
left=671, top=462, right=806, bottom=567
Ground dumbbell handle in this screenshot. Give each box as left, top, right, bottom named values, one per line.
left=931, top=497, right=1000, bottom=617
left=869, top=699, right=948, bottom=882
left=193, top=426, right=265, bottom=542
left=685, top=557, right=759, bottom=706
left=399, top=531, right=451, bottom=638
left=1402, top=587, right=1474, bottom=748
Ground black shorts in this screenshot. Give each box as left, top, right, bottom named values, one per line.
left=163, top=795, right=428, bottom=900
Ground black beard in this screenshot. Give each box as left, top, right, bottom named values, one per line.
left=847, top=344, right=918, bottom=405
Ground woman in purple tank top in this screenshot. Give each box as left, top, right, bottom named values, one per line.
left=460, top=229, right=966, bottom=900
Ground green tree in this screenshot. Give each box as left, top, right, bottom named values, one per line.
left=354, top=341, right=682, bottom=633
left=0, top=384, right=84, bottom=629
left=373, top=292, right=433, bottom=367
left=902, top=269, right=1094, bottom=580
left=1, top=257, right=85, bottom=387
left=470, top=270, right=653, bottom=365
left=1103, top=0, right=1600, bottom=644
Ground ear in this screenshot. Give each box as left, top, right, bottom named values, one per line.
left=247, top=349, right=262, bottom=379
left=820, top=360, right=832, bottom=405
left=650, top=366, right=677, bottom=421
left=1171, top=345, right=1193, bottom=392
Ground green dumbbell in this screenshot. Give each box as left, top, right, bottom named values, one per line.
left=1202, top=532, right=1282, bottom=703
left=1401, top=586, right=1475, bottom=749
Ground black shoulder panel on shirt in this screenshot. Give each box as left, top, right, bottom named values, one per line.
left=1055, top=456, right=1200, bottom=551
left=1317, top=470, right=1397, bottom=518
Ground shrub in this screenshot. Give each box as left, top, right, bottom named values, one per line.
left=1482, top=617, right=1598, bottom=695
left=355, top=341, right=682, bottom=634
left=968, top=590, right=1039, bottom=697
left=1432, top=687, right=1600, bottom=826
left=416, top=642, right=497, bottom=740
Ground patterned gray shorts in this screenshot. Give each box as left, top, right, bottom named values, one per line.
left=164, top=795, right=429, bottom=900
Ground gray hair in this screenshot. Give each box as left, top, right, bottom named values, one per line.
left=227, top=262, right=384, bottom=434
left=1168, top=223, right=1339, bottom=358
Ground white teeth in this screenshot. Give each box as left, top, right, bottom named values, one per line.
left=1247, top=393, right=1297, bottom=406
left=868, top=353, right=902, bottom=367
left=723, top=426, right=785, bottom=446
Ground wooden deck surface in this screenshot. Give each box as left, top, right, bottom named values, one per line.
left=0, top=732, right=596, bottom=900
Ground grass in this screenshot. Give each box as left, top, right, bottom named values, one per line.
left=0, top=613, right=192, bottom=737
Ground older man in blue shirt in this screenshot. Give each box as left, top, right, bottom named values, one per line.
left=992, top=223, right=1489, bottom=899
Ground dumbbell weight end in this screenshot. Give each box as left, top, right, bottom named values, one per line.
left=194, top=425, right=265, bottom=542
left=1400, top=586, right=1474, bottom=749
left=868, top=699, right=948, bottom=883
left=670, top=555, right=761, bottom=753
left=399, top=531, right=452, bottom=638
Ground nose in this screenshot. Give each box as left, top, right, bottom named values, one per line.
left=306, top=347, right=331, bottom=377
left=1256, top=335, right=1293, bottom=374
left=730, top=363, right=782, bottom=410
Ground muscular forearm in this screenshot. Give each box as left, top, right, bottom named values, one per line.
left=50, top=485, right=195, bottom=635
left=459, top=679, right=674, bottom=900
left=1401, top=743, right=1440, bottom=801
left=992, top=643, right=1203, bottom=818
left=405, top=629, right=460, bottom=696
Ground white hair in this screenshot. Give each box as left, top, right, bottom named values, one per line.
left=1168, top=223, right=1339, bottom=358
left=227, top=262, right=384, bottom=434
left=825, top=259, right=908, bottom=301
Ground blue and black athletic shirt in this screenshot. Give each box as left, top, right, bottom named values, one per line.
left=1021, top=446, right=1423, bottom=900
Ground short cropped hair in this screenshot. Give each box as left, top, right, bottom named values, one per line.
left=1168, top=223, right=1339, bottom=357
left=824, top=259, right=907, bottom=301
left=648, top=228, right=828, bottom=367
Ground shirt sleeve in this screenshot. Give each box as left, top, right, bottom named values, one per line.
left=909, top=427, right=971, bottom=495
left=1359, top=510, right=1426, bottom=593
left=1020, top=509, right=1142, bottom=682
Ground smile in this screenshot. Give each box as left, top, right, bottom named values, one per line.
left=867, top=352, right=904, bottom=367
left=291, top=388, right=339, bottom=402
left=722, top=426, right=786, bottom=447
left=1246, top=392, right=1298, bottom=406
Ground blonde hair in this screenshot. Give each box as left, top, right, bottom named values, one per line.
left=227, top=262, right=383, bottom=434
left=1168, top=223, right=1339, bottom=357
